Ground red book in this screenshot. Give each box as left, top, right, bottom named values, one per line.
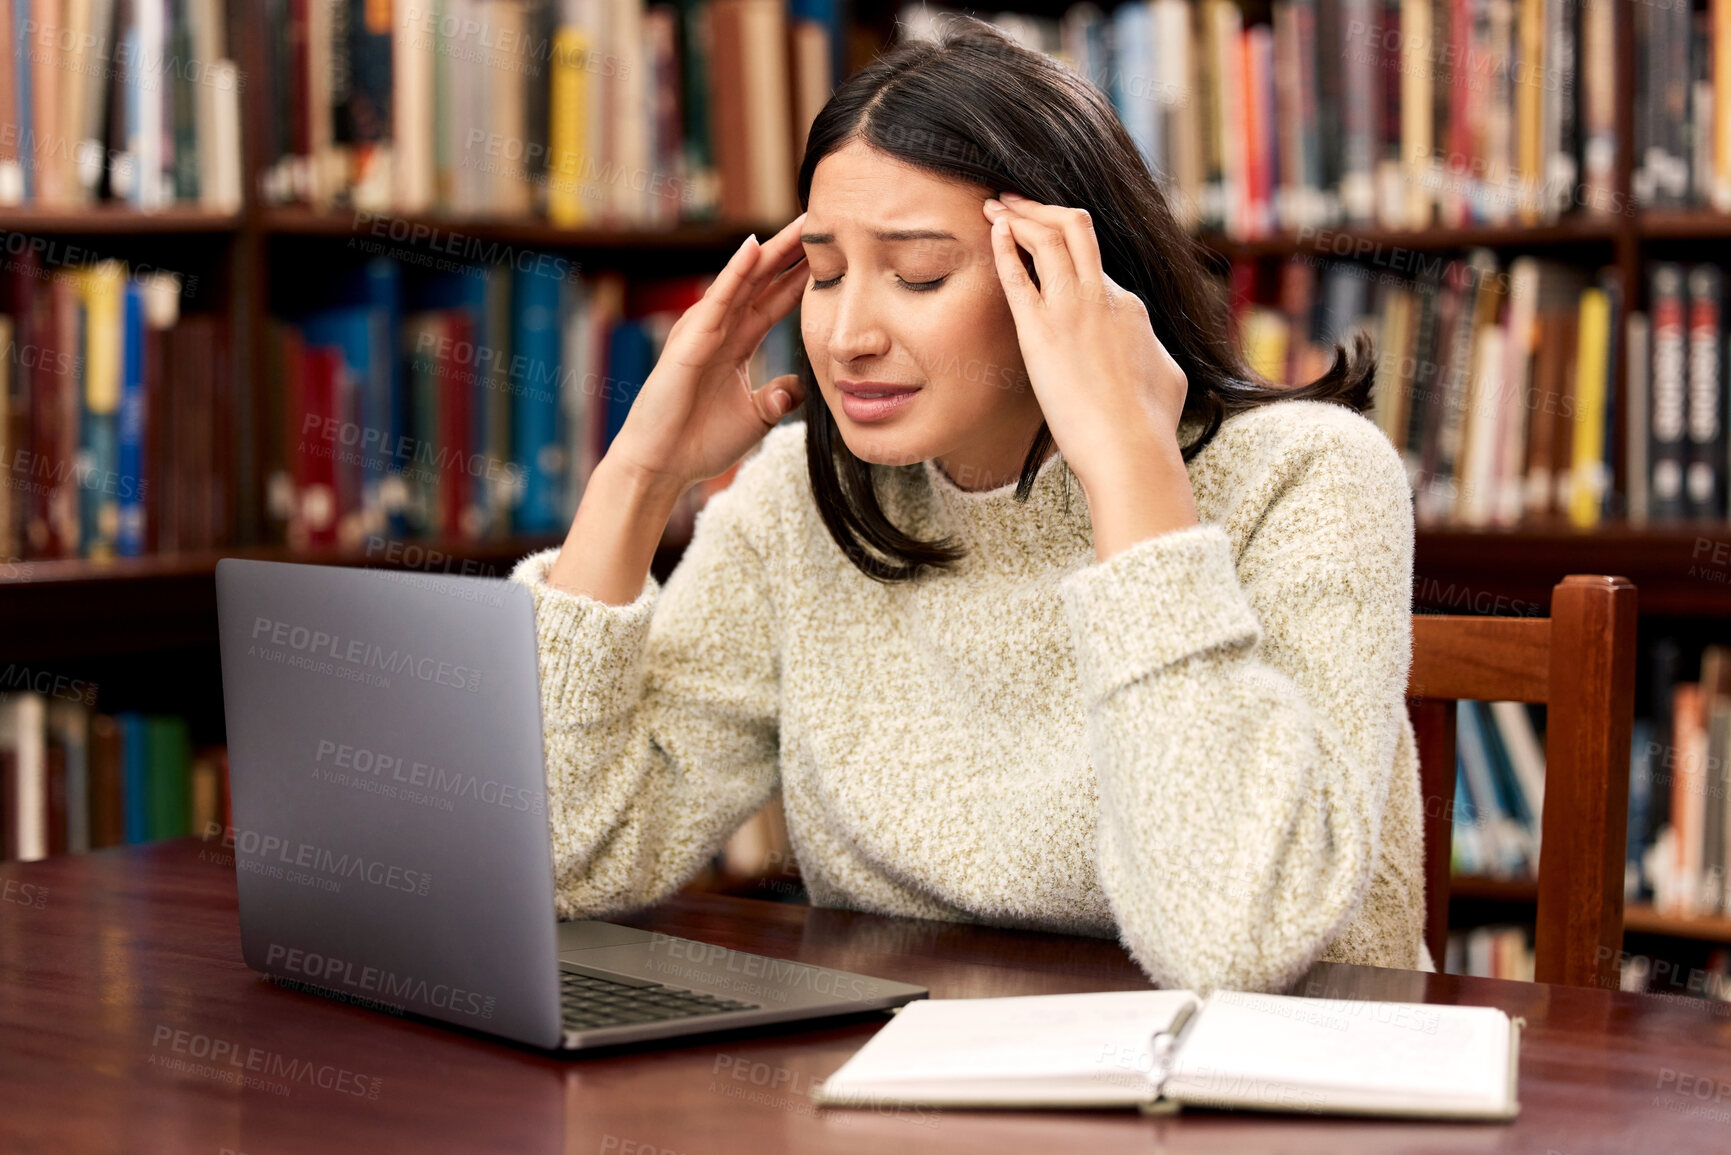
left=298, top=346, right=340, bottom=548
left=626, top=276, right=709, bottom=319
left=436, top=311, right=474, bottom=538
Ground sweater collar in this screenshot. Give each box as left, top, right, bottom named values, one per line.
left=898, top=416, right=1211, bottom=571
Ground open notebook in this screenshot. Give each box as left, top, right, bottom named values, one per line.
left=810, top=989, right=1522, bottom=1120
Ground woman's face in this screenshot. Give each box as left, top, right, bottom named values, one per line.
left=800, top=139, right=1047, bottom=491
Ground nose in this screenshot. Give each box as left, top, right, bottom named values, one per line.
left=825, top=278, right=892, bottom=363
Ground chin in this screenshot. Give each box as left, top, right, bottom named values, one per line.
left=831, top=422, right=932, bottom=471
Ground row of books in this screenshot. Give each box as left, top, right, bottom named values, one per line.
left=1443, top=925, right=1533, bottom=982
left=1449, top=700, right=1546, bottom=880
left=1629, top=264, right=1731, bottom=524
left=265, top=256, right=797, bottom=550
left=0, top=691, right=228, bottom=862
left=1631, top=642, right=1731, bottom=921
left=1231, top=252, right=1621, bottom=528
left=0, top=253, right=234, bottom=561
left=256, top=0, right=840, bottom=225
left=0, top=0, right=243, bottom=210
left=1634, top=0, right=1729, bottom=211
left=900, top=0, right=1619, bottom=237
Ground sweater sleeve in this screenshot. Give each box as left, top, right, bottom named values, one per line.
left=508, top=474, right=783, bottom=920
left=1057, top=416, right=1415, bottom=996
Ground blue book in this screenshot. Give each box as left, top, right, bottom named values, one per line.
left=118, top=713, right=150, bottom=845
left=1451, top=760, right=1479, bottom=875
left=1626, top=718, right=1655, bottom=901
left=117, top=281, right=148, bottom=555
left=602, top=319, right=651, bottom=458
left=300, top=307, right=381, bottom=532
left=511, top=261, right=565, bottom=533
left=1110, top=2, right=1160, bottom=180
left=349, top=259, right=403, bottom=503
left=12, top=0, right=29, bottom=201
left=789, top=0, right=844, bottom=112
left=1476, top=702, right=1533, bottom=831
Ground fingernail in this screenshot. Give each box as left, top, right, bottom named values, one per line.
left=984, top=198, right=1004, bottom=212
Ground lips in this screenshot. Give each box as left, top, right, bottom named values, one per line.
left=837, top=381, right=921, bottom=397
left=836, top=381, right=921, bottom=423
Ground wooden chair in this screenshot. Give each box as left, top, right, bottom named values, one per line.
left=1408, top=574, right=1638, bottom=989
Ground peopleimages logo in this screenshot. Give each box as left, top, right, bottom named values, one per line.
left=314, top=739, right=545, bottom=815
left=233, top=827, right=433, bottom=897
left=249, top=616, right=482, bottom=693
left=265, top=944, right=497, bottom=1019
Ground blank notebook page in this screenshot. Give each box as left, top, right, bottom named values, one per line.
left=1163, top=991, right=1515, bottom=1116
left=818, top=990, right=1200, bottom=1102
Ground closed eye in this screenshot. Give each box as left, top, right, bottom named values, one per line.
left=807, top=274, right=949, bottom=292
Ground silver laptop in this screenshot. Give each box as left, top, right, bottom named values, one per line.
left=214, top=558, right=927, bottom=1051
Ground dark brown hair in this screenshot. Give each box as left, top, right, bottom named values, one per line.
left=795, top=15, right=1375, bottom=582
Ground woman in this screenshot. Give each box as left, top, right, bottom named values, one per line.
left=509, top=17, right=1425, bottom=995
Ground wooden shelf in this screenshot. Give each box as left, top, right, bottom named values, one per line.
left=0, top=533, right=693, bottom=662
left=1451, top=875, right=1731, bottom=944
left=5, top=517, right=1730, bottom=661
left=1415, top=520, right=1731, bottom=617
left=259, top=207, right=782, bottom=250
left=1635, top=209, right=1731, bottom=240
left=0, top=206, right=242, bottom=233
left=1624, top=905, right=1731, bottom=943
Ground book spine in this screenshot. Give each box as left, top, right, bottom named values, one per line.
left=1684, top=265, right=1727, bottom=518
left=1649, top=262, right=1689, bottom=521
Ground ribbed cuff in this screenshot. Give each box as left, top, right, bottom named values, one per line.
left=508, top=547, right=662, bottom=722
left=1058, top=524, right=1261, bottom=708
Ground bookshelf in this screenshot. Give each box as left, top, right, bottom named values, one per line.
left=0, top=0, right=1729, bottom=988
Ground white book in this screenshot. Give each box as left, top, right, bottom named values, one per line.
left=812, top=989, right=1521, bottom=1120
left=1, top=692, right=48, bottom=861
left=393, top=0, right=436, bottom=211
left=208, top=61, right=244, bottom=212
left=1459, top=324, right=1504, bottom=527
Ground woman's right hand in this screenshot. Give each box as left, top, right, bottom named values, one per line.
left=600, top=213, right=811, bottom=499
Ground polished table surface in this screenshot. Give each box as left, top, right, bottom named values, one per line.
left=3, top=840, right=1728, bottom=1155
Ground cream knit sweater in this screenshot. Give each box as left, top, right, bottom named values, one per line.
left=509, top=398, right=1428, bottom=995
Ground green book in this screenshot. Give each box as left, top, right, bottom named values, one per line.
left=146, top=717, right=192, bottom=841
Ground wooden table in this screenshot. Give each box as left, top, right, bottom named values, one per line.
left=2, top=841, right=1727, bottom=1155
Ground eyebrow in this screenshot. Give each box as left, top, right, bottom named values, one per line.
left=800, top=229, right=959, bottom=244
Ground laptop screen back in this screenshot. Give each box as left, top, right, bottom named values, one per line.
left=215, top=558, right=562, bottom=1048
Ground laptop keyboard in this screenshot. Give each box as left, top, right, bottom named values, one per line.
left=560, top=970, right=760, bottom=1030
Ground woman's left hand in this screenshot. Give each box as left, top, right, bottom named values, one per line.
left=983, top=192, right=1189, bottom=499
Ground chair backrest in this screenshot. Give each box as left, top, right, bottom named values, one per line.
left=1407, top=574, right=1637, bottom=989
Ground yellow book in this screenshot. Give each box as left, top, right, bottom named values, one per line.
left=1242, top=309, right=1290, bottom=384
left=81, top=261, right=127, bottom=418
left=1515, top=0, right=1544, bottom=224
left=548, top=26, right=591, bottom=228
left=1568, top=286, right=1609, bottom=528
left=1399, top=0, right=1432, bottom=229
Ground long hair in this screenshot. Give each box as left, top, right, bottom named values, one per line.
left=796, top=16, right=1375, bottom=583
